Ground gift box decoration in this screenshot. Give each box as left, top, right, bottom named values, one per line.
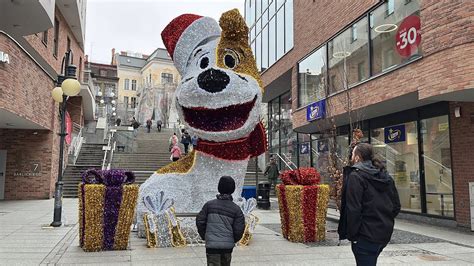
left=142, top=191, right=186, bottom=248
left=78, top=169, right=139, bottom=252
left=238, top=198, right=259, bottom=246
left=276, top=168, right=329, bottom=243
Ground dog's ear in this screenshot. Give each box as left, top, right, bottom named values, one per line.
left=219, top=9, right=248, bottom=43
left=217, top=9, right=262, bottom=89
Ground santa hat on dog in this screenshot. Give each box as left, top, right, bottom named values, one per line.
left=161, top=14, right=221, bottom=75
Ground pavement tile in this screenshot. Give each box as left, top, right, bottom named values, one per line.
left=57, top=255, right=131, bottom=264
left=409, top=242, right=474, bottom=255
left=445, top=252, right=474, bottom=263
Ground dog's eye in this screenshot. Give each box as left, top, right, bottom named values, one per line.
left=223, top=50, right=239, bottom=69
left=200, top=57, right=209, bottom=69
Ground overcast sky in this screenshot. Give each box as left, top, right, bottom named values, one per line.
left=85, top=0, right=245, bottom=64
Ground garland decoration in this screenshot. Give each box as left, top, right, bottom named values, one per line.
left=276, top=168, right=329, bottom=242
left=78, top=169, right=138, bottom=251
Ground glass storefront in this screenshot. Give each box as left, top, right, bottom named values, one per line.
left=421, top=115, right=453, bottom=217
left=372, top=121, right=421, bottom=213
left=268, top=100, right=453, bottom=218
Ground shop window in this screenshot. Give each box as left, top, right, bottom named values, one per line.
left=284, top=0, right=293, bottom=53
left=270, top=99, right=280, bottom=147
left=371, top=121, right=421, bottom=213
left=269, top=17, right=276, bottom=66
left=370, top=0, right=421, bottom=75
left=328, top=16, right=369, bottom=94
left=311, top=135, right=331, bottom=184
left=276, top=8, right=285, bottom=59
left=298, top=45, right=327, bottom=107
left=262, top=25, right=269, bottom=70
left=421, top=115, right=453, bottom=217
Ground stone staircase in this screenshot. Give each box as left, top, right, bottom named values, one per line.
left=62, top=127, right=266, bottom=198
left=62, top=143, right=104, bottom=198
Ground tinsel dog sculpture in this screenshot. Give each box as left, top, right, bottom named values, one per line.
left=137, top=9, right=266, bottom=237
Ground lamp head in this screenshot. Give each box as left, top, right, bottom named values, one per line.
left=61, top=78, right=81, bottom=96
left=52, top=87, right=64, bottom=103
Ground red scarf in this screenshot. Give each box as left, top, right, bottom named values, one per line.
left=195, top=122, right=267, bottom=161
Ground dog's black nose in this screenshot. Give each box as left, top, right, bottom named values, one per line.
left=197, top=68, right=230, bottom=93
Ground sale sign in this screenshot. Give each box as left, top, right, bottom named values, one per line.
left=395, top=15, right=421, bottom=58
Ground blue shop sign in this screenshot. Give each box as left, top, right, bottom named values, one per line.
left=384, top=124, right=406, bottom=143
left=306, top=100, right=326, bottom=121
left=300, top=143, right=310, bottom=154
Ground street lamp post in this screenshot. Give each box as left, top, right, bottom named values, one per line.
left=50, top=50, right=81, bottom=227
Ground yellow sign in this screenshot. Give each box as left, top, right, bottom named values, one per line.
left=438, top=123, right=448, bottom=131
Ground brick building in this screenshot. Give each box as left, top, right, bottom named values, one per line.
left=245, top=0, right=474, bottom=227
left=0, top=1, right=94, bottom=200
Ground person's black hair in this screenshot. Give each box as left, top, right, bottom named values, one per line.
left=353, top=143, right=385, bottom=171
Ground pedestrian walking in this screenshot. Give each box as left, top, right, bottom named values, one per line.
left=157, top=119, right=162, bottom=132
left=146, top=119, right=152, bottom=133
left=196, top=176, right=245, bottom=266
left=191, top=135, right=198, bottom=149
left=169, top=133, right=178, bottom=152
left=131, top=117, right=140, bottom=137
left=338, top=143, right=401, bottom=266
left=264, top=157, right=279, bottom=189
left=170, top=144, right=181, bottom=162
left=181, top=131, right=191, bottom=154
left=116, top=117, right=121, bottom=126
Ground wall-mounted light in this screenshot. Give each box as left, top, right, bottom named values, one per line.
left=454, top=106, right=461, bottom=118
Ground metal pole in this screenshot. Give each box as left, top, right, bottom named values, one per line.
left=51, top=50, right=71, bottom=227
left=255, top=158, right=259, bottom=195
left=51, top=94, right=68, bottom=227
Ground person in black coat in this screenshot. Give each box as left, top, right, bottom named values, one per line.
left=338, top=143, right=401, bottom=266
left=196, top=176, right=245, bottom=266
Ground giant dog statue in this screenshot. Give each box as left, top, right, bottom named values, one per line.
left=136, top=9, right=266, bottom=237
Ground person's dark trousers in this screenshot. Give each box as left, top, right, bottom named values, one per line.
left=172, top=157, right=179, bottom=162
left=147, top=126, right=151, bottom=133
left=351, top=239, right=386, bottom=266
left=157, top=125, right=161, bottom=132
left=206, top=253, right=232, bottom=266
left=184, top=144, right=189, bottom=154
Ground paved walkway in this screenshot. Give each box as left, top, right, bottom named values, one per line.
left=0, top=199, right=473, bottom=265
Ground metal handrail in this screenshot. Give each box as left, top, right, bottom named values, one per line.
left=270, top=153, right=295, bottom=170
left=281, top=153, right=297, bottom=169
left=101, top=130, right=115, bottom=170
left=71, top=127, right=84, bottom=165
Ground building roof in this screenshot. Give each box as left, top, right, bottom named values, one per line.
left=147, top=48, right=172, bottom=62
left=116, top=54, right=147, bottom=69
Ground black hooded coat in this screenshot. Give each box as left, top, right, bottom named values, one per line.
left=338, top=161, right=401, bottom=244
